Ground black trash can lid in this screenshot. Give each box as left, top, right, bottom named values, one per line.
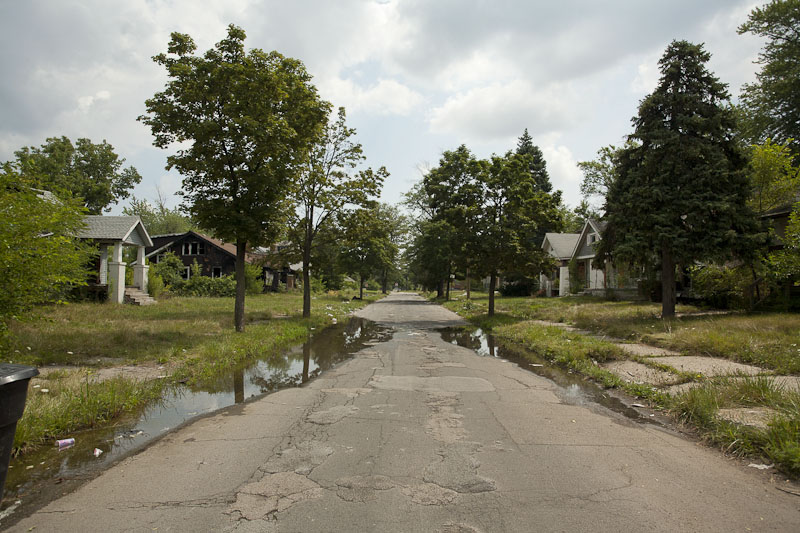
left=0, top=364, right=39, bottom=385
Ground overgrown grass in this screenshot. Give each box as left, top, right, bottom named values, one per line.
left=13, top=370, right=165, bottom=455
left=670, top=377, right=800, bottom=475
left=442, top=292, right=800, bottom=374
left=7, top=291, right=375, bottom=366
left=6, top=290, right=380, bottom=456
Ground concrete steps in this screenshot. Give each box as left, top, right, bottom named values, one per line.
left=124, top=287, right=156, bottom=306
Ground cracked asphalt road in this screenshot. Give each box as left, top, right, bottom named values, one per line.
left=8, top=293, right=800, bottom=532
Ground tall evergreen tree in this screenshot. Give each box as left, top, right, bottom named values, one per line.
left=516, top=129, right=552, bottom=193
left=601, top=41, right=762, bottom=318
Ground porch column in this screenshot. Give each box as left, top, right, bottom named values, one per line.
left=98, top=245, right=108, bottom=285
left=559, top=266, right=570, bottom=296
left=133, top=246, right=149, bottom=292
left=108, top=242, right=126, bottom=304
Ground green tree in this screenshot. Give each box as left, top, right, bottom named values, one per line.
left=601, top=41, right=762, bottom=318
left=339, top=205, right=396, bottom=299
left=122, top=190, right=197, bottom=236
left=748, top=138, right=800, bottom=213
left=516, top=129, right=553, bottom=193
left=139, top=25, right=328, bottom=331
left=9, top=136, right=141, bottom=214
left=577, top=141, right=639, bottom=206
left=0, top=166, right=94, bottom=350
left=287, top=107, right=386, bottom=317
left=475, top=151, right=563, bottom=316
left=738, top=0, right=800, bottom=145
left=420, top=145, right=484, bottom=298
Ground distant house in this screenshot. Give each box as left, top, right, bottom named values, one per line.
left=540, top=220, right=639, bottom=298
left=144, top=231, right=297, bottom=290
left=539, top=232, right=580, bottom=296
left=77, top=215, right=154, bottom=305
left=761, top=201, right=797, bottom=251
left=569, top=219, right=638, bottom=297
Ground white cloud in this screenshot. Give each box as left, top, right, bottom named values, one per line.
left=631, top=55, right=661, bottom=95
left=321, top=78, right=424, bottom=116
left=428, top=81, right=577, bottom=142
left=542, top=144, right=583, bottom=205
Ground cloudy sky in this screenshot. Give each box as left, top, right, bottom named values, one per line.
left=0, top=0, right=765, bottom=212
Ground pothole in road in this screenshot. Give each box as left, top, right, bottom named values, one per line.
left=438, top=327, right=663, bottom=426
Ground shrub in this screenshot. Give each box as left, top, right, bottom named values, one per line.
left=174, top=275, right=236, bottom=297
left=147, top=273, right=165, bottom=298
left=499, top=273, right=538, bottom=296
left=152, top=251, right=184, bottom=288
left=568, top=258, right=585, bottom=294
left=690, top=264, right=751, bottom=309
left=245, top=264, right=264, bottom=295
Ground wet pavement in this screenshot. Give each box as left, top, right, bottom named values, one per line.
left=5, top=293, right=800, bottom=532
left=1, top=317, right=390, bottom=525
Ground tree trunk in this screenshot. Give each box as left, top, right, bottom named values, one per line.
left=271, top=270, right=280, bottom=291
left=466, top=265, right=471, bottom=300
left=436, top=279, right=444, bottom=299
left=234, top=240, right=247, bottom=332
left=661, top=246, right=676, bottom=319
left=381, top=269, right=388, bottom=294
left=488, top=271, right=497, bottom=317
left=302, top=234, right=312, bottom=318
left=302, top=338, right=311, bottom=383
left=359, top=274, right=364, bottom=299
left=446, top=276, right=451, bottom=301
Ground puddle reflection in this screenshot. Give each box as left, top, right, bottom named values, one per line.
left=439, top=327, right=653, bottom=423
left=2, top=317, right=392, bottom=520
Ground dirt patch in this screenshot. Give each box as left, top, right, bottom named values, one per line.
left=602, top=360, right=682, bottom=386
left=36, top=363, right=172, bottom=383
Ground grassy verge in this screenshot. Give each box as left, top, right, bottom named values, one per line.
left=7, top=290, right=381, bottom=455
left=439, top=291, right=800, bottom=476
left=441, top=292, right=800, bottom=374
left=13, top=370, right=166, bottom=455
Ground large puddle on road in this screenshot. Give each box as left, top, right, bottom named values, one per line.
left=1, top=317, right=392, bottom=522
left=439, top=327, right=659, bottom=424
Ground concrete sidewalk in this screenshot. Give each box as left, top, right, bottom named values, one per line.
left=7, top=293, right=800, bottom=532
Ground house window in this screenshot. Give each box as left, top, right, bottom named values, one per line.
left=154, top=253, right=165, bottom=264
left=182, top=242, right=205, bottom=255
left=212, top=267, right=222, bottom=278
left=588, top=234, right=596, bottom=244
left=182, top=266, right=191, bottom=280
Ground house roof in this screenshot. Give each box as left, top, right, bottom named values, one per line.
left=542, top=233, right=580, bottom=259
left=78, top=216, right=153, bottom=247
left=571, top=218, right=605, bottom=260
left=144, top=231, right=268, bottom=265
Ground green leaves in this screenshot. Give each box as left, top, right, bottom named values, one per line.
left=738, top=0, right=800, bottom=145
left=9, top=136, right=141, bottom=214
left=0, top=168, right=94, bottom=348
